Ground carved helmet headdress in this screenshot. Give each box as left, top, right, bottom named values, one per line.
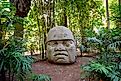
left=46, top=26, right=75, bottom=43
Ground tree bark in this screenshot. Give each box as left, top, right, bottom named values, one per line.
left=10, top=0, right=31, bottom=38
left=0, top=25, right=2, bottom=40
left=119, top=0, right=121, bottom=15
left=10, top=0, right=31, bottom=17
left=52, top=0, right=55, bottom=27
left=106, top=0, right=110, bottom=29
left=63, top=0, right=67, bottom=27
left=119, top=0, right=121, bottom=27
left=64, top=8, right=67, bottom=27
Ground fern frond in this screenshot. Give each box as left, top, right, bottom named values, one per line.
left=87, top=37, right=102, bottom=45
left=32, top=74, right=51, bottom=81
left=108, top=41, right=121, bottom=51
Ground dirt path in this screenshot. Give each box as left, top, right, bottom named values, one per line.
left=32, top=57, right=93, bottom=81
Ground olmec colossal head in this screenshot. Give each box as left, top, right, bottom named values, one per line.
left=46, top=26, right=77, bottom=64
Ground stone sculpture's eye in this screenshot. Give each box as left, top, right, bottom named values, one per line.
left=47, top=42, right=50, bottom=45
left=63, top=41, right=70, bottom=47
left=69, top=41, right=73, bottom=44
left=66, top=43, right=70, bottom=47
left=47, top=41, right=58, bottom=46
left=53, top=41, right=58, bottom=45
left=49, top=41, right=58, bottom=47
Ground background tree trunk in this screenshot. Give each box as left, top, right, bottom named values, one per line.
left=119, top=0, right=121, bottom=27
left=0, top=25, right=2, bottom=40
left=119, top=0, right=121, bottom=16
left=63, top=8, right=67, bottom=27
left=106, top=0, right=110, bottom=29
left=52, top=0, right=55, bottom=27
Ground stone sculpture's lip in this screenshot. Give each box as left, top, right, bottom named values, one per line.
left=54, top=52, right=68, bottom=62
left=55, top=57, right=66, bottom=62
left=54, top=53, right=68, bottom=57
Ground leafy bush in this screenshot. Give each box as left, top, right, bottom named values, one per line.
left=0, top=1, right=51, bottom=81
left=0, top=37, right=52, bottom=81
left=0, top=37, right=33, bottom=81
left=110, top=0, right=121, bottom=28
left=81, top=53, right=121, bottom=81
left=80, top=27, right=121, bottom=53
left=80, top=27, right=121, bottom=81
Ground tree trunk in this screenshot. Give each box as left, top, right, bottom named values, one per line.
left=119, top=0, right=121, bottom=27
left=63, top=0, right=67, bottom=27
left=119, top=0, right=121, bottom=16
left=52, top=0, right=55, bottom=27
left=10, top=0, right=31, bottom=38
left=64, top=9, right=67, bottom=27
left=0, top=25, right=2, bottom=39
left=106, top=0, right=110, bottom=29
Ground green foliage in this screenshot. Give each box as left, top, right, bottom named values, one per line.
left=23, top=0, right=105, bottom=51
left=110, top=0, right=121, bottom=28
left=0, top=36, right=51, bottom=81
left=32, top=74, right=51, bottom=81
left=0, top=37, right=33, bottom=81
left=81, top=27, right=121, bottom=81
left=0, top=0, right=16, bottom=39
left=80, top=27, right=121, bottom=53
left=0, top=1, right=51, bottom=81
left=0, top=0, right=24, bottom=39
left=82, top=61, right=112, bottom=76
left=24, top=0, right=45, bottom=52
left=81, top=52, right=121, bottom=81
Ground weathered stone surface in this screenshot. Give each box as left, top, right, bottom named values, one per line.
left=46, top=26, right=77, bottom=64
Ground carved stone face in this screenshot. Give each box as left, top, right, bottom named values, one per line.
left=46, top=26, right=77, bottom=64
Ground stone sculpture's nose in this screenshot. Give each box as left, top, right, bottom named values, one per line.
left=55, top=44, right=66, bottom=51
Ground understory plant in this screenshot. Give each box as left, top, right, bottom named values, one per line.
left=80, top=27, right=121, bottom=81
left=80, top=27, right=121, bottom=53
left=81, top=53, right=121, bottom=81
left=31, top=74, right=51, bottom=81
left=0, top=37, right=51, bottom=81
left=0, top=0, right=51, bottom=81
left=0, top=37, right=33, bottom=81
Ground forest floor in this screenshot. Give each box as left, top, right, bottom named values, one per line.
left=32, top=56, right=94, bottom=81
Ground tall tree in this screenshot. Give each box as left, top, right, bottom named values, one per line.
left=10, top=0, right=31, bottom=38
left=63, top=0, right=67, bottom=27
left=119, top=0, right=121, bottom=27
left=106, top=0, right=110, bottom=28
left=119, top=0, right=121, bottom=15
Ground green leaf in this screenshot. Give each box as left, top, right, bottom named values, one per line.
left=32, top=74, right=51, bottom=81
left=0, top=61, right=4, bottom=71
left=119, top=62, right=121, bottom=69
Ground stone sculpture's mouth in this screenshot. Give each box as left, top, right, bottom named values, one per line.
left=53, top=52, right=69, bottom=62
left=54, top=53, right=68, bottom=57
